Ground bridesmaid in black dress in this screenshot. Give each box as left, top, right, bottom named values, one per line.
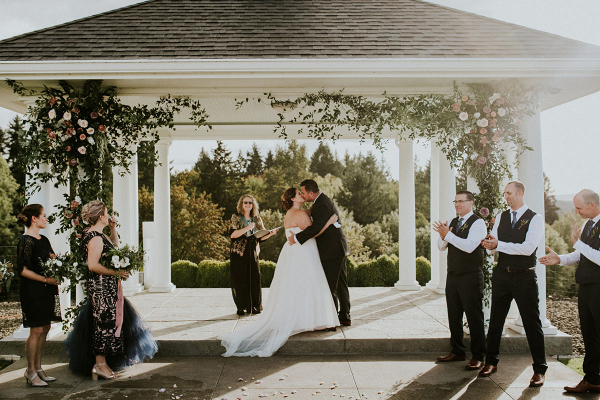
left=64, top=200, right=157, bottom=380
left=16, top=204, right=61, bottom=387
left=229, top=195, right=277, bottom=316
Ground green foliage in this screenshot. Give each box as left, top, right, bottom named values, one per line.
left=243, top=175, right=268, bottom=206
left=260, top=260, right=277, bottom=287
left=415, top=212, right=429, bottom=229
left=196, top=259, right=231, bottom=288
left=244, top=143, right=264, bottom=177
left=170, top=260, right=198, bottom=288
left=337, top=152, right=398, bottom=225
left=551, top=211, right=583, bottom=253
left=415, top=226, right=431, bottom=261
left=256, top=209, right=286, bottom=263
left=381, top=210, right=399, bottom=243
left=362, top=223, right=392, bottom=259
left=544, top=173, right=560, bottom=225
left=545, top=223, right=577, bottom=297
left=338, top=207, right=370, bottom=262
left=415, top=256, right=432, bottom=286
left=314, top=173, right=344, bottom=200
left=0, top=158, right=19, bottom=255
left=545, top=223, right=568, bottom=255
left=309, top=142, right=344, bottom=178
left=414, top=160, right=431, bottom=221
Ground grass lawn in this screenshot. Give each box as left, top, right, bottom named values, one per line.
left=560, top=357, right=584, bottom=376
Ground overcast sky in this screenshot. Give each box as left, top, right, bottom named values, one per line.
left=0, top=0, right=598, bottom=198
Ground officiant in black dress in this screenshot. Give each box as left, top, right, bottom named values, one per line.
left=229, top=195, right=277, bottom=316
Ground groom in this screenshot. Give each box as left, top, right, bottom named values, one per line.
left=288, top=179, right=351, bottom=325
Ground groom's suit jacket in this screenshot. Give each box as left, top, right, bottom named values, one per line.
left=296, top=193, right=349, bottom=261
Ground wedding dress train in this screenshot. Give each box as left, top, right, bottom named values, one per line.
left=221, top=227, right=339, bottom=357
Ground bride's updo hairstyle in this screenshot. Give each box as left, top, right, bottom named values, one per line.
left=281, top=188, right=297, bottom=211
left=17, top=204, right=44, bottom=227
left=81, top=200, right=106, bottom=225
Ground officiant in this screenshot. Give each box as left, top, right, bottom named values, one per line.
left=229, top=194, right=277, bottom=316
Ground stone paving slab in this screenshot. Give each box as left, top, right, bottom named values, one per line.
left=0, top=287, right=572, bottom=356
left=0, top=353, right=587, bottom=400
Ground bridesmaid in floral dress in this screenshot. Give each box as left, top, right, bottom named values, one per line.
left=64, top=200, right=157, bottom=380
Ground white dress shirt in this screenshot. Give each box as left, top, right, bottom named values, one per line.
left=438, top=211, right=488, bottom=253
left=558, top=213, right=600, bottom=267
left=487, top=204, right=544, bottom=256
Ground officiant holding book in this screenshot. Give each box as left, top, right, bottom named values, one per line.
left=229, top=195, right=278, bottom=316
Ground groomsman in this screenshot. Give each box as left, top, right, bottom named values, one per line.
left=481, top=181, right=547, bottom=387
left=433, top=191, right=487, bottom=370
left=540, top=189, right=600, bottom=393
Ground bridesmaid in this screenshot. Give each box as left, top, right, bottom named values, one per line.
left=229, top=195, right=277, bottom=316
left=16, top=204, right=61, bottom=387
left=64, top=200, right=157, bottom=380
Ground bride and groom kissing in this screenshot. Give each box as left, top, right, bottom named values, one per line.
left=221, top=179, right=351, bottom=357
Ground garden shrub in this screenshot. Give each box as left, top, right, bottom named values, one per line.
left=196, top=259, right=230, bottom=288
left=415, top=256, right=431, bottom=286
left=260, top=260, right=277, bottom=287
left=170, top=260, right=198, bottom=288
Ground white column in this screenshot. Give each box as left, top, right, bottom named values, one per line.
left=14, top=164, right=69, bottom=339
left=394, top=139, right=421, bottom=291
left=437, top=149, right=456, bottom=293
left=112, top=146, right=143, bottom=296
left=149, top=138, right=176, bottom=293
left=510, top=107, right=557, bottom=335
left=427, top=143, right=441, bottom=291
left=142, top=222, right=155, bottom=289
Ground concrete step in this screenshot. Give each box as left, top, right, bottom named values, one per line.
left=0, top=331, right=572, bottom=357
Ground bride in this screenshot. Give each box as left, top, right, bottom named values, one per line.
left=220, top=187, right=340, bottom=357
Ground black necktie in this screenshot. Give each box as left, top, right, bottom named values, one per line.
left=456, top=217, right=464, bottom=231
left=585, top=220, right=595, bottom=239
left=511, top=211, right=518, bottom=228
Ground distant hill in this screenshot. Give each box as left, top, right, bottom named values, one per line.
left=555, top=194, right=574, bottom=214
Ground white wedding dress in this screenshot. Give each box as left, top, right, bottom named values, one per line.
left=220, top=227, right=339, bottom=357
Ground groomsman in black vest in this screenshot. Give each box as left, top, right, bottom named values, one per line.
left=540, top=189, right=600, bottom=393
left=433, top=190, right=487, bottom=370
left=480, top=181, right=547, bottom=387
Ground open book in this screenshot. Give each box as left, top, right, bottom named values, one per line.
left=253, top=227, right=281, bottom=239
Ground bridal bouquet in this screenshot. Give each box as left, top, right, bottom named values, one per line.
left=0, top=260, right=15, bottom=293
left=102, top=245, right=144, bottom=280
left=41, top=253, right=76, bottom=283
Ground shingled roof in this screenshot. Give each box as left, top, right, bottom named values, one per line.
left=1, top=0, right=600, bottom=61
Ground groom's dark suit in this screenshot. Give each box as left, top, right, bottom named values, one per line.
left=296, top=193, right=351, bottom=322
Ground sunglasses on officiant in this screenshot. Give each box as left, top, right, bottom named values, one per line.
left=243, top=201, right=253, bottom=205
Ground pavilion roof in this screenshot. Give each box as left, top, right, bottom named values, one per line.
left=1, top=0, right=600, bottom=61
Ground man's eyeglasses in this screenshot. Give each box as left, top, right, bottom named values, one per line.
left=452, top=200, right=471, bottom=204
left=243, top=201, right=253, bottom=205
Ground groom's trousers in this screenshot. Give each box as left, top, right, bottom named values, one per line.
left=322, top=256, right=351, bottom=322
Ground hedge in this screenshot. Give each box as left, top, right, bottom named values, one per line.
left=171, top=255, right=432, bottom=288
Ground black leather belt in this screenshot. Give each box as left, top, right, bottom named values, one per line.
left=506, top=267, right=535, bottom=273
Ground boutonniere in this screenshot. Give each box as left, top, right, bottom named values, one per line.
left=590, top=225, right=599, bottom=239
left=518, top=219, right=530, bottom=230
left=459, top=222, right=470, bottom=233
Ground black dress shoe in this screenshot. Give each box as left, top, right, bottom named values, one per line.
left=251, top=308, right=261, bottom=315
left=339, top=320, right=351, bottom=326
left=437, top=353, right=466, bottom=362
left=236, top=309, right=245, bottom=316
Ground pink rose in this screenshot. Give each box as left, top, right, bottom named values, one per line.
left=98, top=125, right=106, bottom=133
left=483, top=106, right=491, bottom=114
left=459, top=112, right=468, bottom=121
left=70, top=200, right=80, bottom=209
left=63, top=211, right=73, bottom=219
left=78, top=119, right=88, bottom=128
left=66, top=127, right=75, bottom=136
left=489, top=119, right=497, bottom=128
left=492, top=134, right=499, bottom=142
left=72, top=107, right=80, bottom=115
left=76, top=233, right=82, bottom=239
left=477, top=156, right=487, bottom=164
left=461, top=96, right=469, bottom=102
left=70, top=159, right=77, bottom=166
left=90, top=112, right=99, bottom=119
left=490, top=111, right=496, bottom=117
left=452, top=103, right=461, bottom=112
left=49, top=97, right=56, bottom=107
left=48, top=131, right=56, bottom=139
left=65, top=146, right=71, bottom=152
left=467, top=100, right=476, bottom=106
left=48, top=109, right=56, bottom=119
left=86, top=127, right=94, bottom=135
left=79, top=134, right=86, bottom=140
left=470, top=128, right=477, bottom=134
left=63, top=112, right=72, bottom=121
left=480, top=137, right=489, bottom=146
left=71, top=217, right=80, bottom=227
left=480, top=207, right=490, bottom=217
left=496, top=98, right=505, bottom=105
left=77, top=146, right=86, bottom=154
left=480, top=128, right=487, bottom=134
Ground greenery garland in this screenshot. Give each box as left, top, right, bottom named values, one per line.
left=238, top=79, right=556, bottom=306
left=6, top=79, right=211, bottom=296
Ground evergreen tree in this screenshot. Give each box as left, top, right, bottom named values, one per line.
left=245, top=143, right=264, bottom=176
left=264, top=150, right=275, bottom=170
left=544, top=173, right=560, bottom=225
left=0, top=116, right=26, bottom=189
left=337, top=152, right=398, bottom=225
left=137, top=141, right=156, bottom=191
left=309, top=142, right=344, bottom=178
left=0, top=158, right=19, bottom=257
left=414, top=160, right=431, bottom=221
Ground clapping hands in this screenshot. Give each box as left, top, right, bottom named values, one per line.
left=570, top=218, right=581, bottom=245
left=432, top=221, right=451, bottom=240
